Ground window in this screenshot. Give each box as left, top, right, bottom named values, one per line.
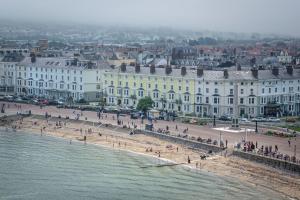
left=241, top=89, right=244, bottom=94
left=214, top=97, right=219, bottom=104
left=250, top=89, right=254, bottom=95
left=206, top=97, right=209, bottom=103
left=206, top=88, right=209, bottom=93
left=228, top=98, right=233, bottom=104
left=262, top=88, right=265, bottom=94
left=214, top=88, right=218, bottom=94
left=230, top=89, right=233, bottom=95
left=240, top=98, right=244, bottom=104
left=184, top=95, right=190, bottom=102
left=269, top=88, right=271, bottom=93
left=138, top=90, right=144, bottom=97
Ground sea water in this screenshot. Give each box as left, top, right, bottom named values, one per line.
left=0, top=130, right=285, bottom=200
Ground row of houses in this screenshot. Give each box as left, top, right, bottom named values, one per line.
left=1, top=56, right=300, bottom=118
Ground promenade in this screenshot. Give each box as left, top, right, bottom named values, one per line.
left=1, top=101, right=299, bottom=159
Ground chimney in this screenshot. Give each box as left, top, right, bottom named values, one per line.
left=272, top=67, right=279, bottom=76
left=135, top=64, right=140, bottom=73
left=30, top=53, right=36, bottom=63
left=165, top=65, right=172, bottom=75
left=150, top=65, right=155, bottom=74
left=223, top=69, right=229, bottom=78
left=197, top=67, right=203, bottom=77
left=120, top=63, right=126, bottom=72
left=181, top=67, right=187, bottom=76
left=251, top=68, right=258, bottom=78
left=286, top=66, right=293, bottom=75
left=31, top=55, right=36, bottom=63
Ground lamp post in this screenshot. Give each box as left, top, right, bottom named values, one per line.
left=255, top=120, right=258, bottom=133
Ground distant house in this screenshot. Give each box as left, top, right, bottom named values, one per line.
left=277, top=50, right=292, bottom=64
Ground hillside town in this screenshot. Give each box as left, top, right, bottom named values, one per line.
left=1, top=27, right=300, bottom=119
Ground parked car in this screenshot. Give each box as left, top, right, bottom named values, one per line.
left=57, top=100, right=65, bottom=105
left=39, top=99, right=49, bottom=105
left=240, top=118, right=250, bottom=123
left=267, top=117, right=280, bottom=122
left=251, top=117, right=267, bottom=122
left=130, top=112, right=140, bottom=119
left=48, top=100, right=59, bottom=105
left=219, top=115, right=232, bottom=121
left=3, top=95, right=14, bottom=101
left=31, top=99, right=39, bottom=105
left=15, top=97, right=24, bottom=103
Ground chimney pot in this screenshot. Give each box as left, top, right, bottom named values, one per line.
left=120, top=63, right=126, bottom=72
left=286, top=66, right=293, bottom=75
left=197, top=67, right=204, bottom=77
left=223, top=69, right=229, bottom=78
left=150, top=65, right=155, bottom=74
left=251, top=68, right=258, bottom=78
left=135, top=64, right=140, bottom=73
left=181, top=67, right=187, bottom=76
left=272, top=67, right=279, bottom=76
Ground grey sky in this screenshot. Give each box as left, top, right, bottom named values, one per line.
left=0, top=0, right=299, bottom=36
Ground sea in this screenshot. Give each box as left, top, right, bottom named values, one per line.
left=0, top=129, right=286, bottom=200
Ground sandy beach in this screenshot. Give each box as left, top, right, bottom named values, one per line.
left=1, top=114, right=298, bottom=200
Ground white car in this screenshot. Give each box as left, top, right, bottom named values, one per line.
left=240, top=118, right=250, bottom=123
left=267, top=117, right=280, bottom=122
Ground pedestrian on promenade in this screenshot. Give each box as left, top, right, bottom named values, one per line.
left=188, top=156, right=191, bottom=164
left=288, top=139, right=291, bottom=147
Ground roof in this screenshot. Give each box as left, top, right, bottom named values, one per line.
left=18, top=57, right=109, bottom=70
left=1, top=53, right=24, bottom=62
left=103, top=66, right=300, bottom=81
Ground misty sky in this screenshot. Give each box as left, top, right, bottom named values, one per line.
left=0, top=0, right=299, bottom=36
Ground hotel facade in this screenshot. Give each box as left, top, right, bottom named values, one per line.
left=101, top=64, right=300, bottom=118
left=1, top=56, right=300, bottom=118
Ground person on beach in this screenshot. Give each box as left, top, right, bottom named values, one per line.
left=188, top=156, right=191, bottom=164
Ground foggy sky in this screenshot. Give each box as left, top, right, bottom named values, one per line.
left=0, top=0, right=299, bottom=37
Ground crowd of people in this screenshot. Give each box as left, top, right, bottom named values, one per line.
left=238, top=140, right=299, bottom=164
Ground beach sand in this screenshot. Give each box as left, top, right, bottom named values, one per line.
left=5, top=115, right=300, bottom=200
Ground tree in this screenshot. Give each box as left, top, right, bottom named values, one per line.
left=137, top=96, right=154, bottom=114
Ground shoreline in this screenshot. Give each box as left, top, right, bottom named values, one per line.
left=2, top=117, right=300, bottom=200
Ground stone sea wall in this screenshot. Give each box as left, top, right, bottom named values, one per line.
left=136, top=129, right=225, bottom=153
left=233, top=150, right=300, bottom=174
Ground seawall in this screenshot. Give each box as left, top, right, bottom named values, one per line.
left=233, top=150, right=300, bottom=174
